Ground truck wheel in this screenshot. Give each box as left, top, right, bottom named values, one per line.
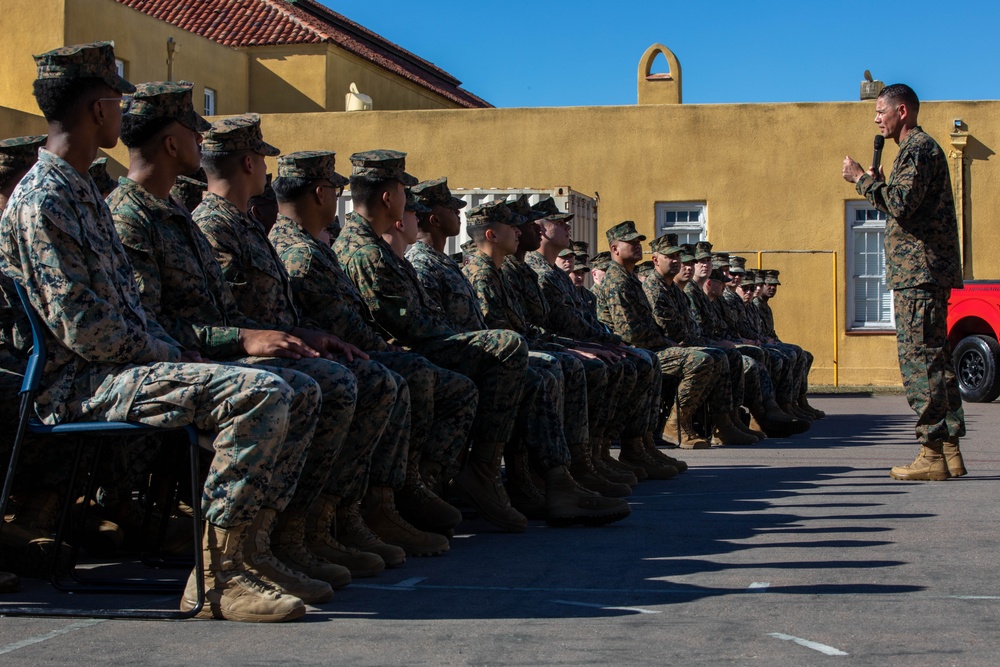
left=954, top=334, right=1000, bottom=403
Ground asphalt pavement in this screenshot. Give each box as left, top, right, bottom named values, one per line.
left=1, top=393, right=998, bottom=666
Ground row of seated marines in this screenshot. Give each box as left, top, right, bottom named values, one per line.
left=0, top=41, right=821, bottom=620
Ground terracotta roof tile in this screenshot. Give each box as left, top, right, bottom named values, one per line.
left=115, top=0, right=490, bottom=108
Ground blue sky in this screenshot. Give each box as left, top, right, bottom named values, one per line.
left=325, top=0, right=1000, bottom=107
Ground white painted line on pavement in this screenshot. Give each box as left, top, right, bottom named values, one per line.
left=0, top=619, right=106, bottom=656
left=768, top=632, right=848, bottom=656
left=551, top=600, right=660, bottom=615
left=748, top=582, right=770, bottom=591
left=394, top=577, right=427, bottom=588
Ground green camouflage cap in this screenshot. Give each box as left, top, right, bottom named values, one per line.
left=636, top=261, right=656, bottom=277
left=574, top=252, right=589, bottom=265
left=412, top=177, right=466, bottom=209
left=571, top=240, right=589, bottom=255
left=34, top=41, right=135, bottom=94
left=125, top=81, right=210, bottom=132
left=202, top=114, right=279, bottom=156
left=743, top=269, right=758, bottom=285
left=591, top=251, right=612, bottom=271
left=505, top=193, right=544, bottom=224
left=405, top=187, right=432, bottom=213
left=89, top=157, right=117, bottom=194
left=694, top=240, right=714, bottom=261
left=557, top=248, right=575, bottom=258
left=349, top=149, right=417, bottom=186
left=572, top=261, right=590, bottom=273
left=606, top=220, right=646, bottom=243
left=170, top=174, right=207, bottom=210
left=679, top=243, right=697, bottom=263
left=649, top=233, right=681, bottom=255
left=729, top=255, right=747, bottom=275
left=532, top=196, right=573, bottom=223
left=708, top=268, right=732, bottom=284
left=277, top=150, right=348, bottom=186
left=711, top=252, right=731, bottom=269
left=763, top=269, right=782, bottom=285
left=466, top=199, right=515, bottom=228
left=0, top=135, right=46, bottom=185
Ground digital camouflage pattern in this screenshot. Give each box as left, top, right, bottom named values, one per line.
left=33, top=41, right=134, bottom=93
left=277, top=151, right=346, bottom=185
left=201, top=114, right=279, bottom=156
left=193, top=191, right=404, bottom=499
left=531, top=196, right=573, bottom=223
left=269, top=213, right=476, bottom=472
left=0, top=149, right=308, bottom=527
left=126, top=81, right=211, bottom=132
left=109, top=177, right=356, bottom=511
left=336, top=211, right=528, bottom=445
left=348, top=150, right=417, bottom=185
left=406, top=240, right=488, bottom=332
left=526, top=251, right=621, bottom=346
left=605, top=220, right=645, bottom=243
left=412, top=177, right=466, bottom=209
left=170, top=175, right=206, bottom=213
left=87, top=158, right=116, bottom=195
left=0, top=136, right=46, bottom=185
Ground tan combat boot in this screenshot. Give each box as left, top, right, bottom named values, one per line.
left=180, top=522, right=306, bottom=622
left=662, top=409, right=681, bottom=446
left=889, top=443, right=949, bottom=481
left=798, top=395, right=826, bottom=419
left=568, top=444, right=632, bottom=498
left=544, top=466, right=631, bottom=527
left=504, top=445, right=547, bottom=520
left=453, top=441, right=528, bottom=532
left=943, top=437, right=967, bottom=477
left=242, top=509, right=333, bottom=604
left=273, top=510, right=360, bottom=586
left=72, top=498, right=124, bottom=557
left=730, top=410, right=763, bottom=440
left=750, top=400, right=809, bottom=437
left=335, top=501, right=406, bottom=568
left=642, top=432, right=688, bottom=472
left=362, top=486, right=450, bottom=556
left=2, top=489, right=66, bottom=577
left=598, top=437, right=648, bottom=482
left=304, top=494, right=382, bottom=579
left=712, top=412, right=758, bottom=446
left=591, top=439, right=638, bottom=487
left=619, top=437, right=679, bottom=479
left=675, top=407, right=711, bottom=449
left=395, top=459, right=463, bottom=535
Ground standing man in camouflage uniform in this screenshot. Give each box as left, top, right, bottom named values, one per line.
left=336, top=151, right=530, bottom=533
left=843, top=83, right=966, bottom=480
left=1, top=42, right=315, bottom=622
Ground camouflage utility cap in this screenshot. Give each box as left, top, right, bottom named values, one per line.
left=764, top=269, right=782, bottom=285
left=694, top=241, right=714, bottom=261
left=679, top=243, right=696, bottom=263
left=173, top=174, right=207, bottom=192
left=557, top=248, right=575, bottom=258
left=349, top=149, right=417, bottom=186
left=574, top=252, right=589, bottom=264
left=572, top=262, right=590, bottom=274
left=405, top=188, right=431, bottom=213
left=0, top=135, right=46, bottom=184
left=466, top=199, right=513, bottom=227
left=649, top=233, right=681, bottom=255
left=202, top=114, right=279, bottom=156
left=126, top=81, right=210, bottom=132
left=89, top=158, right=116, bottom=193
left=571, top=240, right=589, bottom=254
left=34, top=41, right=135, bottom=94
left=532, top=196, right=573, bottom=223
left=277, top=150, right=348, bottom=186
left=412, top=177, right=466, bottom=209
left=729, top=255, right=747, bottom=274
left=743, top=269, right=757, bottom=284
left=505, top=193, right=542, bottom=224
left=591, top=251, right=612, bottom=271
left=708, top=268, right=732, bottom=283
left=711, top=252, right=730, bottom=269
left=636, top=261, right=655, bottom=277
left=606, top=220, right=646, bottom=243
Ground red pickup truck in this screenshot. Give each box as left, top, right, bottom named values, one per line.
left=948, top=282, right=1000, bottom=402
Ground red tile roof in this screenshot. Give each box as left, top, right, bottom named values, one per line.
left=115, top=0, right=491, bottom=108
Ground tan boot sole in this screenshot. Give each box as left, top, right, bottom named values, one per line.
left=889, top=467, right=949, bottom=481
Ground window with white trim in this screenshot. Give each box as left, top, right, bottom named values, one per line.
left=655, top=202, right=706, bottom=245
left=846, top=201, right=893, bottom=330
left=204, top=87, right=216, bottom=116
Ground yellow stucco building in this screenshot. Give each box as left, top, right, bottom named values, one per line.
left=2, top=3, right=996, bottom=389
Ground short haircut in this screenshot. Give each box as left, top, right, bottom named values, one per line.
left=349, top=174, right=394, bottom=210
left=32, top=77, right=107, bottom=124
left=120, top=114, right=177, bottom=149
left=272, top=175, right=317, bottom=204
left=879, top=83, right=919, bottom=114
left=201, top=149, right=251, bottom=180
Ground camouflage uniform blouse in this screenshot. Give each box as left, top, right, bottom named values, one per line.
left=643, top=272, right=707, bottom=346
left=269, top=214, right=388, bottom=352
left=721, top=288, right=758, bottom=341
left=406, top=240, right=486, bottom=332
left=526, top=251, right=621, bottom=346
left=754, top=297, right=778, bottom=341
left=111, top=178, right=280, bottom=359
left=685, top=280, right=727, bottom=341
left=599, top=261, right=670, bottom=351
left=856, top=126, right=963, bottom=290
left=0, top=150, right=181, bottom=423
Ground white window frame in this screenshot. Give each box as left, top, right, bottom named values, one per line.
left=204, top=87, right=217, bottom=116
left=655, top=201, right=706, bottom=245
left=846, top=201, right=894, bottom=331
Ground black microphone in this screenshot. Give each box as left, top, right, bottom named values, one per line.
left=872, top=135, right=884, bottom=174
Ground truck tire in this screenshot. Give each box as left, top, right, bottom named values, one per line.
left=954, top=334, right=1000, bottom=403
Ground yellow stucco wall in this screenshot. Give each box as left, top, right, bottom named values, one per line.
left=0, top=0, right=66, bottom=114
left=324, top=46, right=460, bottom=112
left=248, top=45, right=328, bottom=113
left=249, top=100, right=1000, bottom=386
left=0, top=107, right=48, bottom=139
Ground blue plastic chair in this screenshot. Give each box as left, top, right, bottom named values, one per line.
left=0, top=281, right=205, bottom=619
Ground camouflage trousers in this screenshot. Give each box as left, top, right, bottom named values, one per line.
left=603, top=356, right=635, bottom=440
left=532, top=349, right=596, bottom=447
left=616, top=348, right=661, bottom=438
left=84, top=361, right=319, bottom=527
left=655, top=346, right=716, bottom=415
left=415, top=330, right=528, bottom=445
left=893, top=286, right=966, bottom=444
left=370, top=350, right=477, bottom=480
left=735, top=345, right=781, bottom=405
left=696, top=346, right=742, bottom=414
left=512, top=359, right=571, bottom=472
left=760, top=344, right=794, bottom=404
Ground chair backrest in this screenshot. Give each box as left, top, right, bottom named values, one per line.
left=13, top=281, right=47, bottom=396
